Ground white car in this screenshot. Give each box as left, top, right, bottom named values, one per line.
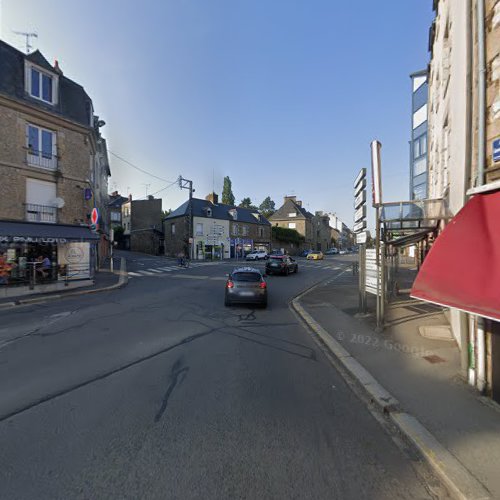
left=246, top=251, right=268, bottom=261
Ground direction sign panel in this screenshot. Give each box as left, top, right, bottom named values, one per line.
left=354, top=190, right=366, bottom=209
left=353, top=220, right=366, bottom=233
left=354, top=178, right=366, bottom=196
left=356, top=231, right=367, bottom=244
left=365, top=248, right=382, bottom=295
left=354, top=167, right=366, bottom=188
left=354, top=205, right=366, bottom=222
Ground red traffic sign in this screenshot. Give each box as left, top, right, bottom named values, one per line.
left=91, top=207, right=99, bottom=225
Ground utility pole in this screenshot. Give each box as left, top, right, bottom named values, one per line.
left=13, top=30, right=38, bottom=53
left=178, top=176, right=194, bottom=260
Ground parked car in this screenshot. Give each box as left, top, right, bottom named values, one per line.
left=339, top=249, right=348, bottom=255
left=270, top=249, right=286, bottom=256
left=246, top=250, right=268, bottom=261
left=225, top=267, right=267, bottom=307
left=299, top=249, right=312, bottom=257
left=325, top=248, right=339, bottom=255
left=306, top=251, right=324, bottom=260
left=265, top=255, right=298, bottom=275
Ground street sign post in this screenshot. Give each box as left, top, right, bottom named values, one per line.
left=354, top=167, right=368, bottom=314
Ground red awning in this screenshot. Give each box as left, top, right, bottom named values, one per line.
left=411, top=191, right=500, bottom=322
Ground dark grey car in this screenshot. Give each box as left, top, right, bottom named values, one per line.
left=224, top=267, right=268, bottom=307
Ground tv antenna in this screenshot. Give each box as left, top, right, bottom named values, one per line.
left=12, top=31, right=38, bottom=54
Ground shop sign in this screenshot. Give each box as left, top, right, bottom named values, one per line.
left=0, top=236, right=68, bottom=244
left=58, top=242, right=90, bottom=280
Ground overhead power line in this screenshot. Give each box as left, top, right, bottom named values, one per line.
left=108, top=150, right=176, bottom=184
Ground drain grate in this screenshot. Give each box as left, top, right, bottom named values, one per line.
left=423, top=354, right=446, bottom=364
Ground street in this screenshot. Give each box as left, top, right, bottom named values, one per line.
left=0, top=254, right=438, bottom=499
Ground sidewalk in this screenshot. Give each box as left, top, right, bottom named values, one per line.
left=296, top=268, right=500, bottom=499
left=0, top=257, right=127, bottom=309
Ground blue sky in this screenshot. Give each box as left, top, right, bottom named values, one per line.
left=1, top=0, right=434, bottom=227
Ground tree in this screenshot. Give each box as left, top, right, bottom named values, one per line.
left=222, top=176, right=235, bottom=205
left=259, top=196, right=275, bottom=218
left=239, top=197, right=257, bottom=209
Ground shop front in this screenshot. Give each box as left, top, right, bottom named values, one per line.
left=0, top=221, right=99, bottom=288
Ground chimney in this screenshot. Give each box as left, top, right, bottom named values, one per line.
left=296, top=200, right=302, bottom=207
left=53, top=60, right=63, bottom=74
left=111, top=190, right=118, bottom=197
left=148, top=195, right=154, bottom=201
left=205, top=192, right=218, bottom=204
left=128, top=194, right=132, bottom=202
left=284, top=195, right=297, bottom=204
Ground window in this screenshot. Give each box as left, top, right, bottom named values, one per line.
left=111, top=212, right=121, bottom=222
left=258, top=226, right=264, bottom=238
left=26, top=63, right=57, bottom=104
left=171, top=223, right=176, bottom=235
left=288, top=222, right=296, bottom=229
left=232, top=224, right=239, bottom=236
left=413, top=157, right=427, bottom=177
left=206, top=208, right=212, bottom=217
left=196, top=223, right=203, bottom=236
left=413, top=134, right=427, bottom=159
left=288, top=212, right=297, bottom=217
left=25, top=178, right=57, bottom=223
left=242, top=225, right=249, bottom=236
left=26, top=124, right=57, bottom=170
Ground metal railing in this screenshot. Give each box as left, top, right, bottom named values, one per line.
left=26, top=149, right=58, bottom=170
left=25, top=203, right=57, bottom=223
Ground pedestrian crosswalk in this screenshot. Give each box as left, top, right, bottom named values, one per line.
left=128, top=261, right=222, bottom=278
left=127, top=260, right=350, bottom=278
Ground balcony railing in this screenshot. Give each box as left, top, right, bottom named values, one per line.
left=26, top=149, right=58, bottom=171
left=25, top=203, right=57, bottom=223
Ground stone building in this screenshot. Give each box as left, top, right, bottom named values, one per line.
left=312, top=211, right=333, bottom=252
left=164, top=193, right=271, bottom=259
left=269, top=196, right=314, bottom=249
left=0, top=39, right=109, bottom=288
left=121, top=195, right=163, bottom=255
left=414, top=0, right=500, bottom=402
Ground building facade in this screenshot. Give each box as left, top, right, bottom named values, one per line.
left=0, top=40, right=109, bottom=287
left=410, top=70, right=429, bottom=200
left=312, top=211, right=333, bottom=251
left=108, top=191, right=128, bottom=228
left=422, top=0, right=500, bottom=401
left=164, top=193, right=271, bottom=259
left=269, top=196, right=314, bottom=249
left=121, top=195, right=163, bottom=255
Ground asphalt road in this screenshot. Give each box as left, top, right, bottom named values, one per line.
left=0, top=253, right=437, bottom=499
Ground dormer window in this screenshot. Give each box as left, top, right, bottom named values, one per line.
left=229, top=209, right=238, bottom=220
left=206, top=208, right=212, bottom=217
left=25, top=62, right=58, bottom=105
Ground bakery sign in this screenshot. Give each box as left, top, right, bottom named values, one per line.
left=0, top=236, right=68, bottom=244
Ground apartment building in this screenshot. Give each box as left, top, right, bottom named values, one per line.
left=0, top=40, right=109, bottom=286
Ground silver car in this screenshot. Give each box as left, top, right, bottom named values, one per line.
left=224, top=267, right=268, bottom=307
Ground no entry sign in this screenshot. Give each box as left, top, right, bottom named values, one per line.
left=91, top=207, right=99, bottom=225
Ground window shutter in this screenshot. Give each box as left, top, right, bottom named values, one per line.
left=52, top=132, right=57, bottom=160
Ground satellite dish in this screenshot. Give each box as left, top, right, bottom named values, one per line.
left=53, top=197, right=65, bottom=208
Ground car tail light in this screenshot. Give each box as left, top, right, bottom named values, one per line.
left=226, top=280, right=234, bottom=288
left=259, top=281, right=267, bottom=289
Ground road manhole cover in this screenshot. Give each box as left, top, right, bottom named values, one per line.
left=423, top=354, right=446, bottom=364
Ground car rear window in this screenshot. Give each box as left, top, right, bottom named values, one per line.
left=270, top=256, right=284, bottom=260
left=232, top=272, right=261, bottom=282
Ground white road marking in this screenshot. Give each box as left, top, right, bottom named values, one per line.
left=128, top=272, right=143, bottom=277
left=147, top=269, right=163, bottom=273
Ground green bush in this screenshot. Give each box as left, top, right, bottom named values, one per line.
left=272, top=226, right=305, bottom=244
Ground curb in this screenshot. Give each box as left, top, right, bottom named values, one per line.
left=291, top=274, right=491, bottom=500
left=0, top=258, right=128, bottom=310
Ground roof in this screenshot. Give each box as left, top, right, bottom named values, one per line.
left=409, top=69, right=428, bottom=78
left=0, top=220, right=99, bottom=241
left=270, top=198, right=313, bottom=221
left=108, top=194, right=128, bottom=209
left=165, top=198, right=271, bottom=225
left=0, top=39, right=93, bottom=128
